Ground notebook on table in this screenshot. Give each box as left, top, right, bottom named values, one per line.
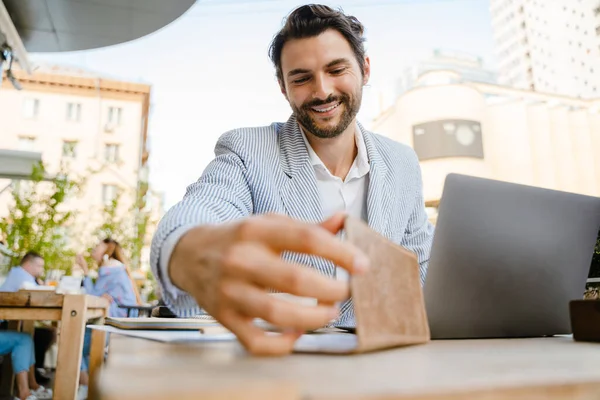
left=105, top=317, right=219, bottom=330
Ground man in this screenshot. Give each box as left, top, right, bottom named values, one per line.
left=151, top=4, right=434, bottom=355
left=0, top=251, right=55, bottom=384
left=0, top=251, right=45, bottom=292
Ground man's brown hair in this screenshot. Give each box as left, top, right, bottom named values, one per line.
left=268, top=4, right=367, bottom=84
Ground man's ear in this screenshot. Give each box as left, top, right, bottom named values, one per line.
left=363, top=56, right=371, bottom=86
left=279, top=79, right=288, bottom=100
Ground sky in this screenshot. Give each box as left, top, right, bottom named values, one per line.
left=30, top=0, right=496, bottom=210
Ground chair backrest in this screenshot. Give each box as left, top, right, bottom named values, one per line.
left=122, top=264, right=143, bottom=305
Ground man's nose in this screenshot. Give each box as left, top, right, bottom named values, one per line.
left=312, top=73, right=334, bottom=101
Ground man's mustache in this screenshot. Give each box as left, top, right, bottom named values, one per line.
left=302, top=94, right=348, bottom=109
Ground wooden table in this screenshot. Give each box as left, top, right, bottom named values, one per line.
left=0, top=291, right=109, bottom=400
left=96, top=334, right=600, bottom=400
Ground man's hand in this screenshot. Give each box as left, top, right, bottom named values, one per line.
left=169, top=212, right=369, bottom=356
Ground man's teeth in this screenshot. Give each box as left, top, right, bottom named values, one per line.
left=312, top=102, right=340, bottom=113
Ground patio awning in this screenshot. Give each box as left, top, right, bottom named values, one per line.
left=0, top=148, right=50, bottom=180
left=1, top=0, right=195, bottom=53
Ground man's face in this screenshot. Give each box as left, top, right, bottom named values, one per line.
left=27, top=257, right=45, bottom=278
left=279, top=29, right=370, bottom=139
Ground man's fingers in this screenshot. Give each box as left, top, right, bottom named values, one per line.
left=225, top=244, right=350, bottom=302
left=223, top=280, right=339, bottom=330
left=221, top=313, right=302, bottom=356
left=319, top=212, right=347, bottom=234
left=317, top=299, right=336, bottom=308
left=240, top=217, right=370, bottom=276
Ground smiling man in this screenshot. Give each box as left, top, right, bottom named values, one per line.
left=151, top=4, right=434, bottom=355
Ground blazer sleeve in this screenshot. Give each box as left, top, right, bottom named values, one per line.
left=150, top=131, right=254, bottom=317
left=400, top=155, right=435, bottom=286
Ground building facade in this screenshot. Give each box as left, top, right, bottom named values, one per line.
left=371, top=70, right=600, bottom=223
left=490, top=0, right=600, bottom=98
left=0, top=65, right=163, bottom=271
left=396, top=49, right=497, bottom=96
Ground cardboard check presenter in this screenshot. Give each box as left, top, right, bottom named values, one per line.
left=292, top=216, right=431, bottom=354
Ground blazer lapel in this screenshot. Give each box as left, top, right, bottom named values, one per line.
left=360, top=123, right=393, bottom=237
left=278, top=115, right=323, bottom=224
left=278, top=116, right=334, bottom=277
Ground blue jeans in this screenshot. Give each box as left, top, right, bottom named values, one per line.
left=81, top=328, right=92, bottom=372
left=0, top=331, right=35, bottom=374
left=81, top=327, right=109, bottom=372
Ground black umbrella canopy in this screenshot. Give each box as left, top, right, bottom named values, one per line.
left=3, top=0, right=196, bottom=52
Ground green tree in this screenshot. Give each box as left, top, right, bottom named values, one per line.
left=92, top=185, right=150, bottom=272
left=0, top=162, right=83, bottom=275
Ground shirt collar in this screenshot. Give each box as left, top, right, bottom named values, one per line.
left=299, top=123, right=370, bottom=179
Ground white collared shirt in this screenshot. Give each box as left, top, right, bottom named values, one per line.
left=299, top=124, right=370, bottom=282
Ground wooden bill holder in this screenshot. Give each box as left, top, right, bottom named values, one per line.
left=338, top=216, right=431, bottom=353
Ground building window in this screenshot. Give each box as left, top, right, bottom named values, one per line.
left=66, top=103, right=81, bottom=122
left=17, top=137, right=35, bottom=151
left=62, top=141, right=77, bottom=158
left=104, top=144, right=120, bottom=163
left=102, top=184, right=118, bottom=205
left=22, top=98, right=39, bottom=119
left=412, top=120, right=484, bottom=161
left=107, top=107, right=122, bottom=126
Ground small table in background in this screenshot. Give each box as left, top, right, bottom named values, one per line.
left=0, top=291, right=109, bottom=400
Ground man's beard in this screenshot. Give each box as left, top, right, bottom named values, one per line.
left=292, top=89, right=362, bottom=139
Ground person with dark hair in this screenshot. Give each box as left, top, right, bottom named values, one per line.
left=0, top=251, right=45, bottom=292
left=150, top=4, right=434, bottom=355
left=0, top=251, right=55, bottom=384
left=75, top=238, right=138, bottom=395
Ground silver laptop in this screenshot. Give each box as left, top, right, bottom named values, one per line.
left=424, top=173, right=600, bottom=339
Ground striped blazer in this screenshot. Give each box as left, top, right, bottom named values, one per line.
left=150, top=115, right=434, bottom=325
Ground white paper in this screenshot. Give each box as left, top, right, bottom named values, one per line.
left=90, top=324, right=359, bottom=352
left=293, top=333, right=358, bottom=353
left=88, top=324, right=236, bottom=343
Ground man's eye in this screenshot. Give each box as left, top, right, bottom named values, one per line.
left=331, top=68, right=346, bottom=75
left=293, top=77, right=310, bottom=84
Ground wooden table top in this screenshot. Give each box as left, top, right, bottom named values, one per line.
left=98, top=334, right=600, bottom=400
left=0, top=291, right=109, bottom=309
